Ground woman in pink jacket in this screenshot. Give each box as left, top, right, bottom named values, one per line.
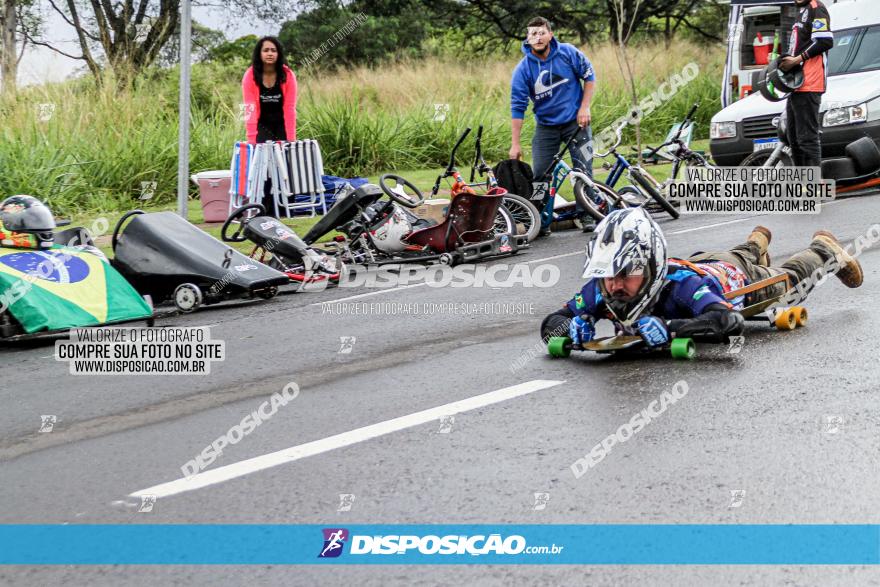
left=242, top=36, right=297, bottom=144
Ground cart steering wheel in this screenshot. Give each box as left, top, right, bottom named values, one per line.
left=221, top=203, right=266, bottom=242
left=379, top=174, right=425, bottom=208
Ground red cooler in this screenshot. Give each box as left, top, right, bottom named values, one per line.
left=191, top=170, right=232, bottom=223
left=753, top=33, right=773, bottom=66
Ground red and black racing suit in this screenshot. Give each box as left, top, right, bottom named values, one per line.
left=786, top=0, right=834, bottom=168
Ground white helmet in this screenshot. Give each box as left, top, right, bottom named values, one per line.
left=582, top=208, right=668, bottom=326
left=370, top=207, right=413, bottom=253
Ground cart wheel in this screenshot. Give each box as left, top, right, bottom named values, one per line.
left=174, top=283, right=203, bottom=313
left=256, top=286, right=278, bottom=300
left=670, top=338, right=696, bottom=360
left=438, top=253, right=455, bottom=266
left=793, top=306, right=808, bottom=327
left=547, top=336, right=572, bottom=358
left=774, top=308, right=797, bottom=330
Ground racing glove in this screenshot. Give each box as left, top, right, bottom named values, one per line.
left=636, top=315, right=670, bottom=347
left=569, top=315, right=595, bottom=346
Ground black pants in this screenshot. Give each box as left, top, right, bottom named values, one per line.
left=257, top=121, right=286, bottom=218
left=786, top=92, right=822, bottom=168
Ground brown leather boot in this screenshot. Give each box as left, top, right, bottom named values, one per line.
left=812, top=230, right=863, bottom=288
left=748, top=225, right=772, bottom=266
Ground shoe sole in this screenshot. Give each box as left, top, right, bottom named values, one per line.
left=813, top=231, right=864, bottom=288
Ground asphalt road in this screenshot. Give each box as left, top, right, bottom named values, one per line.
left=1, top=195, right=880, bottom=585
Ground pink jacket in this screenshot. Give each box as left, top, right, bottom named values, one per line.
left=241, top=64, right=297, bottom=144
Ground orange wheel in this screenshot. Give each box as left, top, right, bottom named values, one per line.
left=793, top=307, right=808, bottom=327
left=775, top=308, right=796, bottom=331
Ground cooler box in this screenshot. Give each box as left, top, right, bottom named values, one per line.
left=413, top=199, right=450, bottom=225
left=191, top=170, right=232, bottom=223
left=753, top=34, right=773, bottom=66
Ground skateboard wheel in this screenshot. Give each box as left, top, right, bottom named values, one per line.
left=774, top=308, right=796, bottom=330
left=670, top=338, right=696, bottom=360
left=793, top=306, right=808, bottom=327
left=174, top=283, right=203, bottom=313
left=547, top=336, right=572, bottom=358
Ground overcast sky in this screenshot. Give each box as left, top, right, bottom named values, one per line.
left=18, top=2, right=281, bottom=85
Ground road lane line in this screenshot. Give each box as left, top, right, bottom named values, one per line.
left=668, top=217, right=755, bottom=235
left=309, top=283, right=427, bottom=305
left=129, top=379, right=565, bottom=499
left=525, top=251, right=581, bottom=264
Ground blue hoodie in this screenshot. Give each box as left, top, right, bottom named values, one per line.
left=511, top=38, right=596, bottom=126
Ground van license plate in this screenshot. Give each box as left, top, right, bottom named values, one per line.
left=753, top=138, right=779, bottom=152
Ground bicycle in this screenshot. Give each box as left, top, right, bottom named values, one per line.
left=597, top=116, right=684, bottom=220
left=533, top=128, right=634, bottom=225
left=469, top=125, right=541, bottom=242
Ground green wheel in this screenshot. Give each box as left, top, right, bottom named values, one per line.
left=547, top=336, right=572, bottom=358
left=670, top=338, right=696, bottom=360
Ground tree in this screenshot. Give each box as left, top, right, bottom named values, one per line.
left=608, top=0, right=643, bottom=160
left=39, top=0, right=294, bottom=85
left=279, top=0, right=429, bottom=70
left=1, top=0, right=41, bottom=94
left=157, top=20, right=226, bottom=67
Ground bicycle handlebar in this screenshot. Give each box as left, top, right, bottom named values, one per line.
left=470, top=125, right=484, bottom=183
left=594, top=120, right=626, bottom=159
left=447, top=127, right=471, bottom=174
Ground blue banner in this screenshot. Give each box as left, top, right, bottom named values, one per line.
left=1, top=525, right=879, bottom=565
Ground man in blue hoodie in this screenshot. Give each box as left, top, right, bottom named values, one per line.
left=510, top=17, right=596, bottom=237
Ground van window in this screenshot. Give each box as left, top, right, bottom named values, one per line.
left=846, top=26, right=880, bottom=73
left=829, top=26, right=880, bottom=75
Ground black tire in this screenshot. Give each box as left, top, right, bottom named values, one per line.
left=501, top=193, right=541, bottom=242
left=493, top=205, right=515, bottom=237
left=629, top=168, right=679, bottom=219
left=821, top=157, right=858, bottom=181
left=844, top=137, right=880, bottom=175
left=572, top=180, right=606, bottom=222
left=740, top=149, right=794, bottom=168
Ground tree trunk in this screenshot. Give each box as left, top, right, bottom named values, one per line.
left=1, top=0, right=16, bottom=95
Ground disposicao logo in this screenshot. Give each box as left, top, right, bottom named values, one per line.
left=318, top=528, right=349, bottom=558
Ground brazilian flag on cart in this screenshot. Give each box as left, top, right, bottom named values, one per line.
left=0, top=245, right=151, bottom=334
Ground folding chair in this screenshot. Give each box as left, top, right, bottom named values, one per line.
left=228, top=142, right=255, bottom=212
left=278, top=139, right=327, bottom=217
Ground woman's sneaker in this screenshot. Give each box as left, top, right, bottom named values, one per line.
left=812, top=230, right=863, bottom=288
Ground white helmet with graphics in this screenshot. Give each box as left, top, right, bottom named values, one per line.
left=582, top=207, right=668, bottom=325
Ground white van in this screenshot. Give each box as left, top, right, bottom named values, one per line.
left=710, top=0, right=880, bottom=166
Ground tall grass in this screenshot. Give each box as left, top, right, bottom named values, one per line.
left=0, top=41, right=724, bottom=214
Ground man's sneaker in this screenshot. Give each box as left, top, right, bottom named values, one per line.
left=747, top=225, right=772, bottom=266
left=812, top=230, right=863, bottom=288
left=538, top=226, right=552, bottom=238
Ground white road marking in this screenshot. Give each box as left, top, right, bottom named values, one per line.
left=129, top=379, right=565, bottom=499
left=668, top=217, right=754, bottom=235
left=525, top=251, right=581, bottom=264
left=310, top=283, right=427, bottom=305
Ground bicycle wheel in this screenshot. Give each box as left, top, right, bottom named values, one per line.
left=629, top=167, right=680, bottom=219
left=501, top=194, right=541, bottom=242
left=572, top=179, right=606, bottom=222
left=493, top=204, right=515, bottom=237
left=595, top=182, right=636, bottom=211
left=740, top=149, right=794, bottom=168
